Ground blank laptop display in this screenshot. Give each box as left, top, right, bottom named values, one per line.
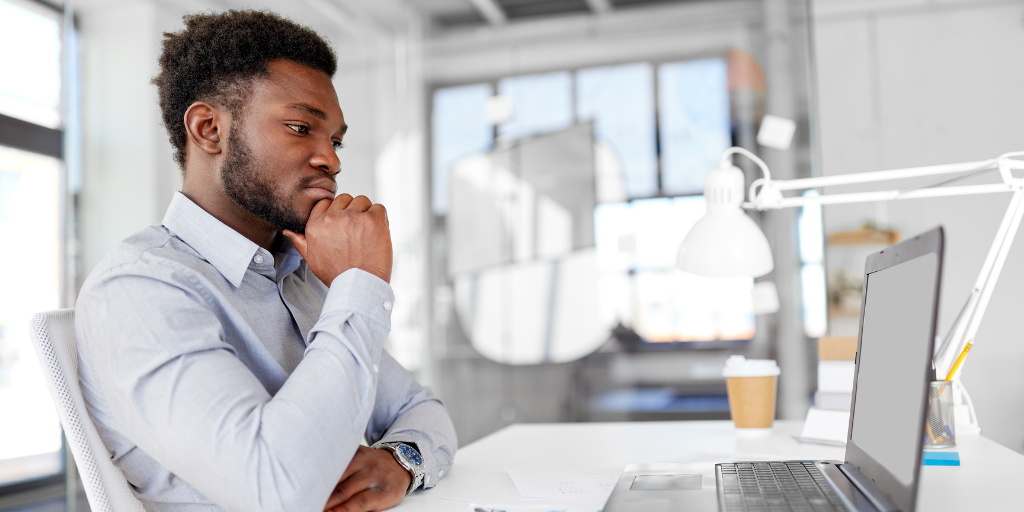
left=850, top=252, right=939, bottom=486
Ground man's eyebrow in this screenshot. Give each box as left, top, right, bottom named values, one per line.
left=287, top=102, right=328, bottom=120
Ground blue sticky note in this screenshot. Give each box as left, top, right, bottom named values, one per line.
left=922, top=451, right=960, bottom=466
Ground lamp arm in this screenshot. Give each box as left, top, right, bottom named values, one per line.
left=941, top=186, right=1024, bottom=376
left=768, top=159, right=1001, bottom=192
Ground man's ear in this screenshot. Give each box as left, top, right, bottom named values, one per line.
left=183, top=102, right=224, bottom=156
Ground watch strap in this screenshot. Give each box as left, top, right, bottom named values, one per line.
left=373, top=442, right=424, bottom=495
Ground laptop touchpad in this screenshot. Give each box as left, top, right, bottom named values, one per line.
left=630, top=474, right=703, bottom=490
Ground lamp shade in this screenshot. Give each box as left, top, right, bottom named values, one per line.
left=676, top=163, right=774, bottom=277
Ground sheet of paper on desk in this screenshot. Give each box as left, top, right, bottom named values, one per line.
left=798, top=408, right=850, bottom=445
left=505, top=467, right=621, bottom=498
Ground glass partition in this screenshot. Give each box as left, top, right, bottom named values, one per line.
left=431, top=53, right=764, bottom=364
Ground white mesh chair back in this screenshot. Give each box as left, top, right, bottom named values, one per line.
left=30, top=309, right=147, bottom=512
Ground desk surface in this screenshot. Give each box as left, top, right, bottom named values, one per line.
left=398, top=420, right=1023, bottom=511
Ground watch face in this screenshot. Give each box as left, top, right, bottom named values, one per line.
left=397, top=444, right=423, bottom=466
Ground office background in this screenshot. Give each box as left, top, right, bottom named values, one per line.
left=1, top=0, right=1023, bottom=508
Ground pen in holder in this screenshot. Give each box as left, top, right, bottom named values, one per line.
left=925, top=381, right=956, bottom=448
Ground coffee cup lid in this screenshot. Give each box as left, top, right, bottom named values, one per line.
left=723, top=355, right=780, bottom=377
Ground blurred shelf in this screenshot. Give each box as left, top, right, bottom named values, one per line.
left=828, top=305, right=861, bottom=318
left=827, top=226, right=901, bottom=246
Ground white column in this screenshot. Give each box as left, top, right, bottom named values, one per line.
left=761, top=0, right=810, bottom=420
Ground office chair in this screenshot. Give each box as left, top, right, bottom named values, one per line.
left=30, top=309, right=147, bottom=512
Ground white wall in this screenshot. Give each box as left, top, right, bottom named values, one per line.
left=813, top=0, right=1024, bottom=453
left=78, top=0, right=185, bottom=285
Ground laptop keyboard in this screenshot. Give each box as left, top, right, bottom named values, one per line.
left=717, top=462, right=848, bottom=512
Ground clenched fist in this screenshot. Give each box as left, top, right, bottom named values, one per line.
left=284, top=194, right=392, bottom=285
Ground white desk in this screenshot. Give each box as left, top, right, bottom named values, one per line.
left=398, top=420, right=1023, bottom=511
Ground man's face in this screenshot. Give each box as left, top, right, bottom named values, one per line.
left=221, top=59, right=346, bottom=234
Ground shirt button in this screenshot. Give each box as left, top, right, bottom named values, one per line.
left=383, top=301, right=392, bottom=311
left=253, top=254, right=264, bottom=264
left=373, top=364, right=379, bottom=373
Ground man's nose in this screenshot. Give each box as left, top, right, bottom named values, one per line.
left=311, top=141, right=341, bottom=176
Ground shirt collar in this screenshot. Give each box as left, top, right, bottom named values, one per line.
left=272, top=233, right=308, bottom=283
left=162, top=192, right=261, bottom=288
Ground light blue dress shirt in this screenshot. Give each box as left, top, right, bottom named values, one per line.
left=75, top=192, right=456, bottom=512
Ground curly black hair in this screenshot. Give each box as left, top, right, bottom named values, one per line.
left=153, top=10, right=337, bottom=170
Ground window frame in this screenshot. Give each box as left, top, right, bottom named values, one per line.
left=426, top=49, right=736, bottom=208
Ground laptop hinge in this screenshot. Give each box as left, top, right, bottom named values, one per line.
left=838, top=464, right=899, bottom=512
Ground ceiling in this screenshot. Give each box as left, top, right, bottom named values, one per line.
left=406, top=0, right=700, bottom=30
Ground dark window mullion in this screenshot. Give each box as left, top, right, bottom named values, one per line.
left=0, top=113, right=63, bottom=159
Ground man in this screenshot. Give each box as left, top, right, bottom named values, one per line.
left=75, top=10, right=456, bottom=512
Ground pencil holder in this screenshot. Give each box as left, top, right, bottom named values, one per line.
left=925, top=381, right=956, bottom=448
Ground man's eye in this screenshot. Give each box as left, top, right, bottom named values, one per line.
left=332, top=141, right=345, bottom=150
left=287, top=124, right=309, bottom=134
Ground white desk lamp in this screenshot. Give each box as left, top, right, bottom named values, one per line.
left=678, top=146, right=1024, bottom=433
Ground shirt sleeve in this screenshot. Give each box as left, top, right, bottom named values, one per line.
left=365, top=350, right=458, bottom=490
left=77, top=264, right=393, bottom=512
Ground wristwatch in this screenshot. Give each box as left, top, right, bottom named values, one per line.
left=373, top=442, right=425, bottom=495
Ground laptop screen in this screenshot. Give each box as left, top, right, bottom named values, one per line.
left=849, top=252, right=938, bottom=486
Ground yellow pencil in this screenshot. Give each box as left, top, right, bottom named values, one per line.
left=944, top=342, right=974, bottom=382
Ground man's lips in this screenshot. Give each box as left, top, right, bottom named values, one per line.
left=304, top=185, right=336, bottom=202
left=303, top=177, right=337, bottom=201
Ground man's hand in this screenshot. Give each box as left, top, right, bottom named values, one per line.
left=284, top=194, right=392, bottom=285
left=323, top=445, right=412, bottom=512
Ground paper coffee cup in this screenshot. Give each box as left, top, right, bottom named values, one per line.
left=723, top=355, right=780, bottom=430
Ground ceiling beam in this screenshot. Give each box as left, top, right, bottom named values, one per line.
left=470, top=0, right=507, bottom=25
left=584, top=0, right=613, bottom=14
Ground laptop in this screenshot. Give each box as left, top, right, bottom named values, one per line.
left=603, top=227, right=944, bottom=512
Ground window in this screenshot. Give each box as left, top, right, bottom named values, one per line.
left=799, top=190, right=827, bottom=337
left=0, top=0, right=68, bottom=491
left=658, top=58, right=731, bottom=196
left=0, top=147, right=63, bottom=486
left=594, top=197, right=754, bottom=342
left=431, top=55, right=752, bottom=355
left=497, top=72, right=573, bottom=140
left=0, top=0, right=62, bottom=128
left=431, top=84, right=494, bottom=215
left=576, top=63, right=657, bottom=200
left=432, top=57, right=733, bottom=206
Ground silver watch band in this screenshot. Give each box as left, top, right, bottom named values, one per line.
left=373, top=442, right=424, bottom=495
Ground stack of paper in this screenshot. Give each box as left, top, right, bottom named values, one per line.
left=799, top=337, right=857, bottom=445
left=815, top=337, right=857, bottom=412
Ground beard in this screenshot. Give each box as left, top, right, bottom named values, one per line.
left=221, top=126, right=308, bottom=234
